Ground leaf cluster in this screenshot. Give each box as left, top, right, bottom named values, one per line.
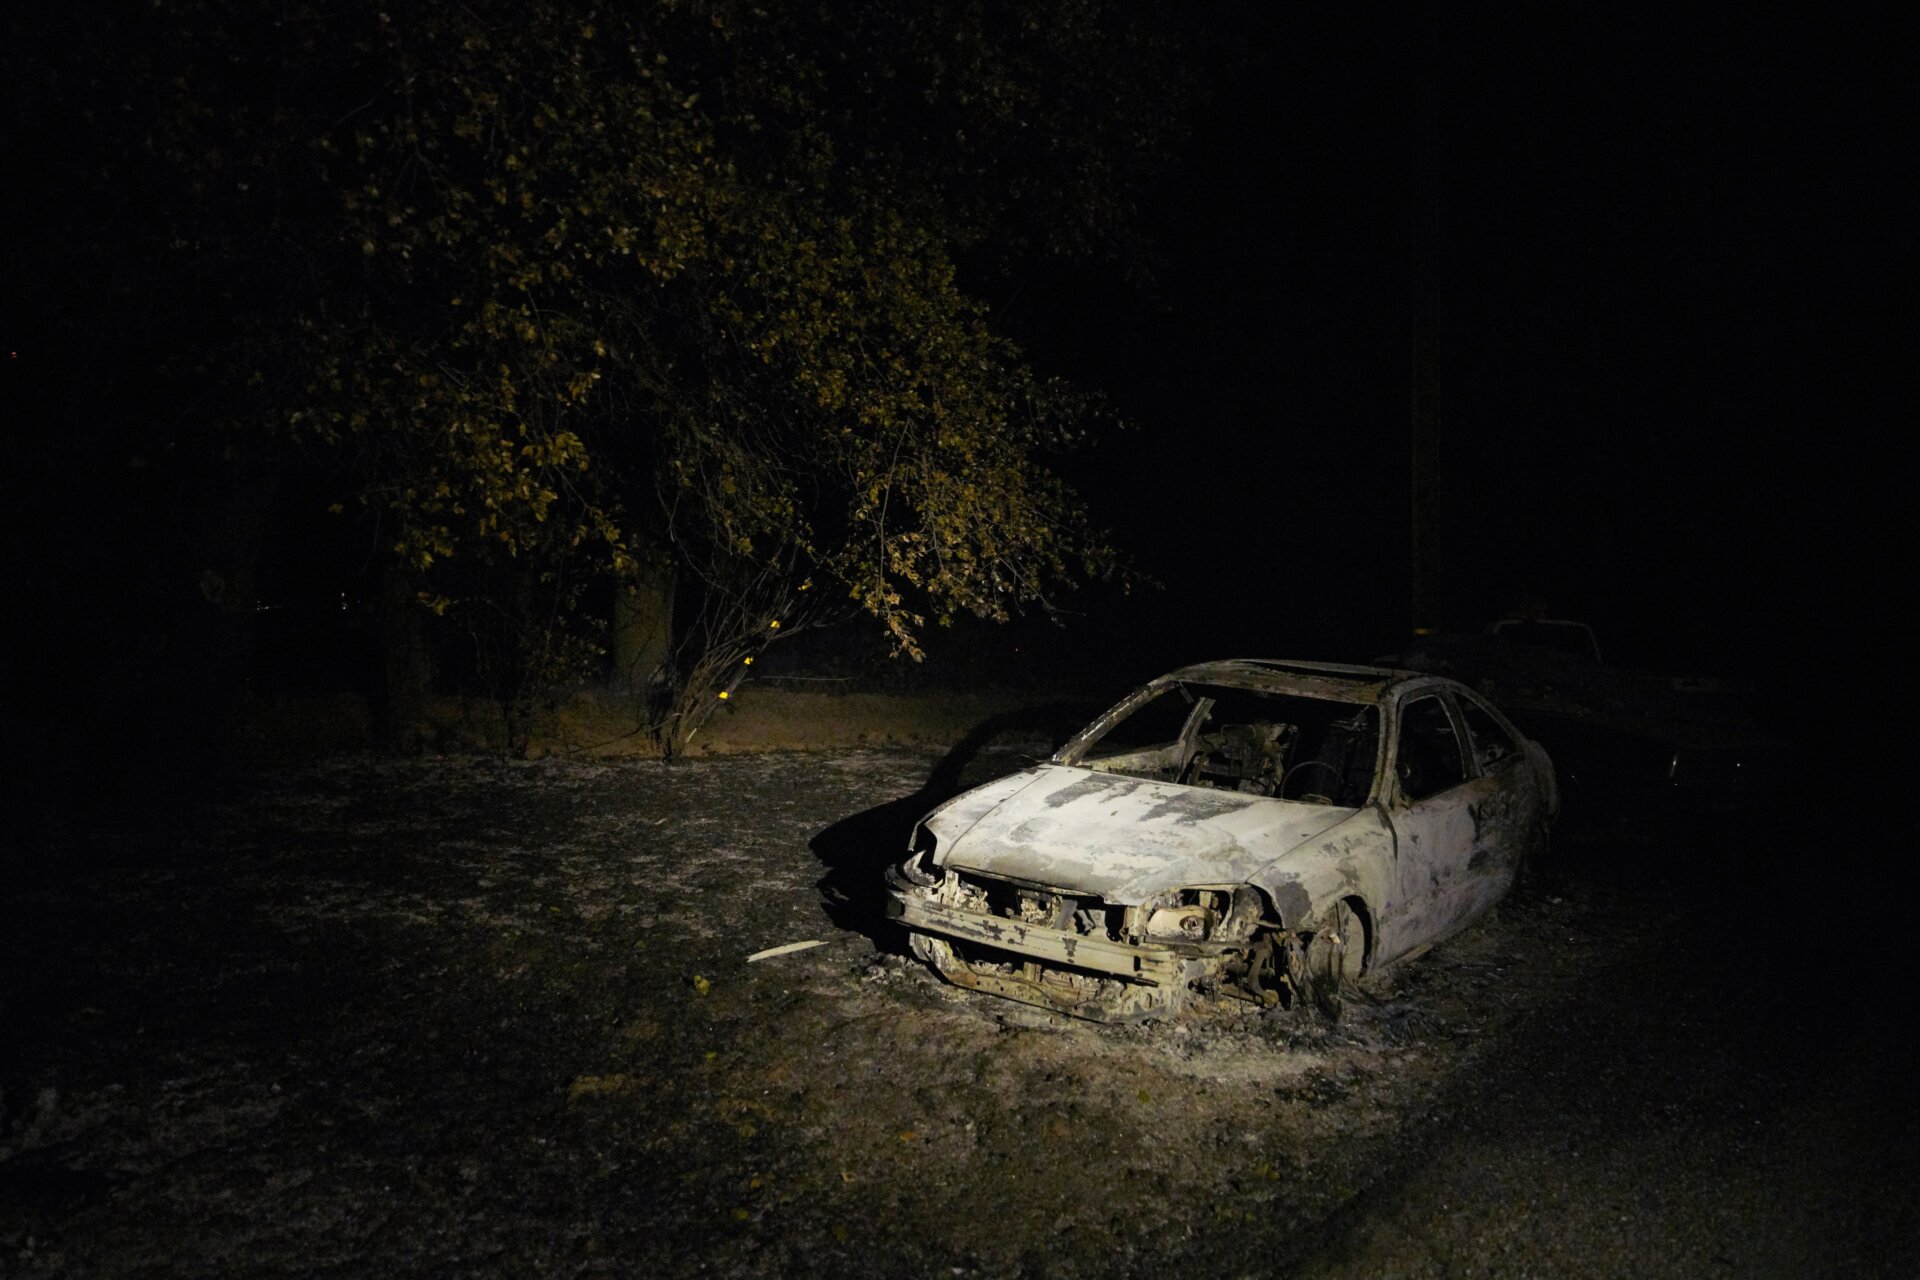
left=14, top=0, right=1200, bottom=716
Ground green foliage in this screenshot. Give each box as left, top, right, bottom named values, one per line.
left=20, top=1, right=1200, bottom=750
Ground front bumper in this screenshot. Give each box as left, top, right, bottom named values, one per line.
left=886, top=876, right=1197, bottom=1020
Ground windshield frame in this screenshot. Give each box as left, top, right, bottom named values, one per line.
left=1054, top=676, right=1386, bottom=807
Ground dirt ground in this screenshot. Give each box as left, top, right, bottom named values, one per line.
left=3, top=739, right=1914, bottom=1278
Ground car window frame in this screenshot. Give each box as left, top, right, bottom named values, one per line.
left=1059, top=678, right=1388, bottom=806
left=1452, top=688, right=1523, bottom=779
left=1389, top=689, right=1472, bottom=806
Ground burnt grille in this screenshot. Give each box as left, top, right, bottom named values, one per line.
left=949, top=871, right=1126, bottom=941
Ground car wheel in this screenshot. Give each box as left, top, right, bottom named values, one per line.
left=1297, top=900, right=1364, bottom=1018
left=1513, top=816, right=1552, bottom=892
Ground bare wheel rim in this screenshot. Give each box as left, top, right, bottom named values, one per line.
left=1306, top=901, right=1361, bottom=982
left=1296, top=900, right=1363, bottom=1016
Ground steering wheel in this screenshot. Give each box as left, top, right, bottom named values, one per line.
left=1280, top=759, right=1342, bottom=803
left=1177, top=750, right=1209, bottom=787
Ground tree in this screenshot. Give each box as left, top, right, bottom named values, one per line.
left=11, top=0, right=1206, bottom=755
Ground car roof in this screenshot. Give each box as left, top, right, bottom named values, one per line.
left=1158, top=659, right=1429, bottom=705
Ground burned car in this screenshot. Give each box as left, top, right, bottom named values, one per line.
left=885, top=661, right=1557, bottom=1020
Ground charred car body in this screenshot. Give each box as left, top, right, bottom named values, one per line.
left=886, top=661, right=1557, bottom=1021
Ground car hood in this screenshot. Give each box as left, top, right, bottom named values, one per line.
left=925, top=765, right=1355, bottom=904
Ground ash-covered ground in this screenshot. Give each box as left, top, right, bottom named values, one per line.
left=3, top=744, right=1913, bottom=1277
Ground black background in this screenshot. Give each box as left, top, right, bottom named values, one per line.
left=3, top=6, right=1911, bottom=766
left=985, top=7, right=1908, bottom=701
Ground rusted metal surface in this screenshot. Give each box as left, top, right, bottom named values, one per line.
left=886, top=660, right=1556, bottom=1021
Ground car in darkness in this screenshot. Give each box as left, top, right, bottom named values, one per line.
left=1391, top=620, right=1791, bottom=825
left=885, top=660, right=1557, bottom=1021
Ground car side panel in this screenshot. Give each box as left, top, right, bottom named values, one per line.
left=1245, top=808, right=1394, bottom=952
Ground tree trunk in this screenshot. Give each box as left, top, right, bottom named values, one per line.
left=370, top=561, right=432, bottom=754
left=612, top=564, right=675, bottom=708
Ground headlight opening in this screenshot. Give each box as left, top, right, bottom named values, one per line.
left=1140, top=888, right=1233, bottom=942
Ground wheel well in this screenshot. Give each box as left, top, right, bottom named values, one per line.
left=1261, top=886, right=1371, bottom=969
left=1340, top=896, right=1372, bottom=971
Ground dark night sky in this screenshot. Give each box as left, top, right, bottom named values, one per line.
left=991, top=8, right=1911, bottom=686
left=3, top=6, right=1909, bottom=724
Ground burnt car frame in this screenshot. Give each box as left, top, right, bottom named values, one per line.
left=886, top=661, right=1557, bottom=1020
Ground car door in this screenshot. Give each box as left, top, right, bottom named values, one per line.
left=1450, top=689, right=1537, bottom=921
left=1383, top=692, right=1481, bottom=952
